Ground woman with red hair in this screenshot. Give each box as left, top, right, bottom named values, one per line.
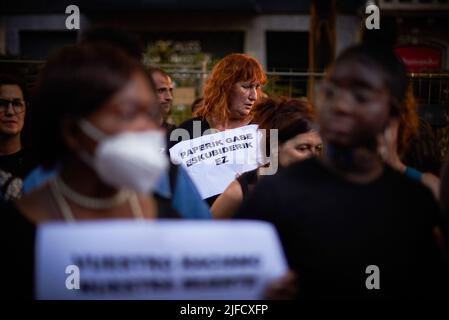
left=171, top=53, right=267, bottom=206
left=173, top=53, right=267, bottom=139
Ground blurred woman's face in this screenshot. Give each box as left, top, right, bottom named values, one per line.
left=89, top=72, right=159, bottom=134
left=316, top=60, right=391, bottom=148
left=279, top=131, right=323, bottom=167
left=229, top=81, right=260, bottom=119
left=76, top=72, right=160, bottom=152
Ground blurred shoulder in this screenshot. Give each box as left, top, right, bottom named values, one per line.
left=277, top=157, right=325, bottom=182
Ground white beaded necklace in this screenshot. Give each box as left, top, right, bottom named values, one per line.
left=49, top=176, right=144, bottom=222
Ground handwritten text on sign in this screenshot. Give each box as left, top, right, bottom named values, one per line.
left=36, top=220, right=287, bottom=300
left=169, top=125, right=265, bottom=199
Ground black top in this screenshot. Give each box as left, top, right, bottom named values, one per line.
left=1, top=201, right=35, bottom=299
left=169, top=116, right=211, bottom=149
left=162, top=121, right=177, bottom=145
left=0, top=149, right=36, bottom=200
left=442, top=161, right=449, bottom=222
left=236, top=157, right=448, bottom=299
left=236, top=168, right=259, bottom=202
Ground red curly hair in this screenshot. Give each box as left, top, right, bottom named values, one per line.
left=194, top=53, right=267, bottom=128
left=397, top=86, right=419, bottom=156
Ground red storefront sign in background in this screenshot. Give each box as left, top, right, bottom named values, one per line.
left=395, top=46, right=442, bottom=72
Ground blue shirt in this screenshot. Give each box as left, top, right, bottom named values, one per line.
left=22, top=165, right=211, bottom=219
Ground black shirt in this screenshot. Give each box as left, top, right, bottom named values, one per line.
left=169, top=116, right=211, bottom=149
left=236, top=168, right=259, bottom=202
left=236, top=157, right=448, bottom=299
left=0, top=149, right=35, bottom=200
left=1, top=201, right=35, bottom=299
left=162, top=120, right=176, bottom=134
left=441, top=158, right=449, bottom=222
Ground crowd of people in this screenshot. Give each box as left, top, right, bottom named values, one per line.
left=1, top=27, right=448, bottom=300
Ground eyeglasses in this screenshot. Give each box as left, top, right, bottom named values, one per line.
left=0, top=98, right=26, bottom=114
left=111, top=100, right=162, bottom=124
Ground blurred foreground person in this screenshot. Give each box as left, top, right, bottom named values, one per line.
left=237, top=44, right=448, bottom=299
left=378, top=87, right=440, bottom=199
left=0, top=75, right=35, bottom=200
left=2, top=44, right=172, bottom=298
left=14, top=44, right=171, bottom=222
left=22, top=28, right=210, bottom=219
left=212, top=97, right=322, bottom=218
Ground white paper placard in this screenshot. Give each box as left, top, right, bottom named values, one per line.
left=36, top=220, right=287, bottom=300
left=169, top=125, right=265, bottom=199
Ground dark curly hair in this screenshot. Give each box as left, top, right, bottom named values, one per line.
left=251, top=97, right=317, bottom=157
left=252, top=97, right=316, bottom=144
left=31, top=44, right=147, bottom=169
left=397, top=86, right=419, bottom=157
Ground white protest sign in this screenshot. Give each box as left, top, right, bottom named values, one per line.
left=36, top=220, right=288, bottom=300
left=169, top=125, right=265, bottom=199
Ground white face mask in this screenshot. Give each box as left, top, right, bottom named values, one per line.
left=78, top=120, right=168, bottom=194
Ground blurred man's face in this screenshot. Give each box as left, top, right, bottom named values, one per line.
left=0, top=84, right=26, bottom=137
left=152, top=72, right=173, bottom=118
